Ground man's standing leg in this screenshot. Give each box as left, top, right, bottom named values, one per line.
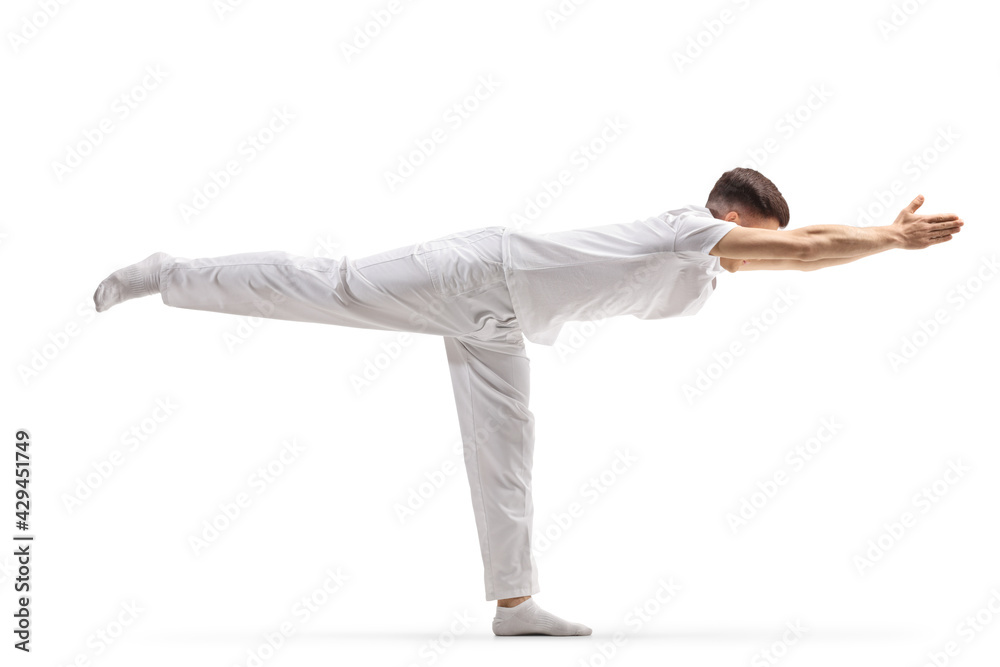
left=443, top=333, right=591, bottom=636
left=443, top=334, right=538, bottom=600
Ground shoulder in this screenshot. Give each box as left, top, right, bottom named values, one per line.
left=661, top=204, right=740, bottom=254
left=661, top=204, right=737, bottom=234
left=661, top=203, right=713, bottom=217
left=658, top=204, right=713, bottom=225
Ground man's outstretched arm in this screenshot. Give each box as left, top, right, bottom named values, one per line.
left=709, top=195, right=964, bottom=263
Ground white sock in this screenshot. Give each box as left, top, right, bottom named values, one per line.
left=492, top=599, right=592, bottom=636
left=93, top=252, right=169, bottom=313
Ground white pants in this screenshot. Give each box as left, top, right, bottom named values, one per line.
left=160, top=226, right=539, bottom=600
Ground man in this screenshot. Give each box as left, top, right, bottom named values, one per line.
left=92, top=167, right=963, bottom=636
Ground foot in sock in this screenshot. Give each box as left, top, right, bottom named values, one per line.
left=492, top=598, right=592, bottom=636
left=93, top=252, right=169, bottom=313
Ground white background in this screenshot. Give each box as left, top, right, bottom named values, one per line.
left=2, top=0, right=999, bottom=665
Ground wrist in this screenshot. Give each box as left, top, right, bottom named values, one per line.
left=877, top=225, right=904, bottom=249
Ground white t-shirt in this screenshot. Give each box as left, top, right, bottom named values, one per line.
left=500, top=204, right=739, bottom=346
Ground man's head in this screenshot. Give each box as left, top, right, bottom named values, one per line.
left=706, top=167, right=790, bottom=231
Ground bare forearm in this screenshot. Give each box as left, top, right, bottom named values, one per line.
left=797, top=249, right=885, bottom=270
left=738, top=249, right=885, bottom=272
left=792, top=225, right=901, bottom=261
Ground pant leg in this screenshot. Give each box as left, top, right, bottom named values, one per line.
left=158, top=245, right=486, bottom=338
left=443, top=331, right=540, bottom=601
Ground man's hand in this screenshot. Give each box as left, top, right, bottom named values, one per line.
left=891, top=194, right=964, bottom=249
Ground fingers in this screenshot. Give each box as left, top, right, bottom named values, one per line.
left=915, top=216, right=963, bottom=248
left=921, top=213, right=962, bottom=223
left=927, top=221, right=963, bottom=234
left=905, top=194, right=925, bottom=214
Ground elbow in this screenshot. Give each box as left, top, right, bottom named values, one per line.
left=793, top=237, right=819, bottom=261
left=780, top=231, right=816, bottom=261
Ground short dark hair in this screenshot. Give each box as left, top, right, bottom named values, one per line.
left=705, top=167, right=790, bottom=229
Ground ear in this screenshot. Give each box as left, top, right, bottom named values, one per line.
left=724, top=210, right=740, bottom=224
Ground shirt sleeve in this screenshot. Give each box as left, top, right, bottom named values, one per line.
left=672, top=211, right=740, bottom=255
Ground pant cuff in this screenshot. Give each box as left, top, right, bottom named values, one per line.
left=488, top=585, right=539, bottom=602
left=159, top=265, right=174, bottom=306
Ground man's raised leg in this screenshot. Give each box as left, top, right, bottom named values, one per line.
left=93, top=247, right=472, bottom=338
